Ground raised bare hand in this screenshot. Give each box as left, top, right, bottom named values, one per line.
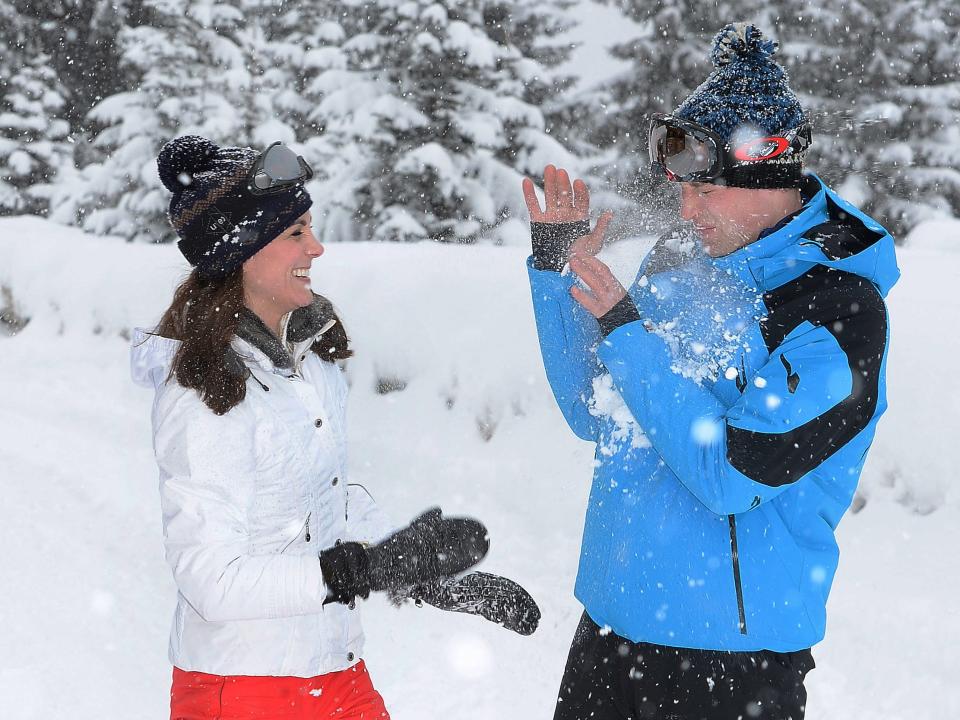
left=522, top=165, right=615, bottom=257
left=522, top=164, right=590, bottom=224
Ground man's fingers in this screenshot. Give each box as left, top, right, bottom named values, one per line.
left=570, top=285, right=604, bottom=317
left=574, top=210, right=614, bottom=254
left=569, top=256, right=608, bottom=296
left=573, top=179, right=590, bottom=216
left=556, top=168, right=572, bottom=210
left=536, top=165, right=592, bottom=222
left=543, top=164, right=556, bottom=211
left=572, top=254, right=622, bottom=295
left=521, top=177, right=544, bottom=220
left=593, top=210, right=614, bottom=240
left=574, top=252, right=610, bottom=275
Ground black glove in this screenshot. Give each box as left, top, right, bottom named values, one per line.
left=320, top=508, right=489, bottom=605
left=403, top=571, right=541, bottom=636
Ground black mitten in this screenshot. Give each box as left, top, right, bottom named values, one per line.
left=366, top=508, right=489, bottom=593
left=406, top=571, right=541, bottom=636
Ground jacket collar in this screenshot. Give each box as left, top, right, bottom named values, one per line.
left=709, top=174, right=899, bottom=296
left=232, top=295, right=337, bottom=375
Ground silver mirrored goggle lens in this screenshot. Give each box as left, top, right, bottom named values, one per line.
left=252, top=145, right=311, bottom=190
left=650, top=123, right=718, bottom=178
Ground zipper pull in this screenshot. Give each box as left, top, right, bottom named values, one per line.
left=305, top=512, right=312, bottom=542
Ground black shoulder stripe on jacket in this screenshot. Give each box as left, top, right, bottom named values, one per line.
left=797, top=194, right=885, bottom=260
left=726, top=265, right=887, bottom=487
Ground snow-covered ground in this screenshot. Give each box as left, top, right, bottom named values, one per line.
left=1, top=216, right=958, bottom=719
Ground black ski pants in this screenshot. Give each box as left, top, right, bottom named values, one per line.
left=553, top=612, right=814, bottom=720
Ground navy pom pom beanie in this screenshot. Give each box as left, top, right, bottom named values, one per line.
left=674, top=23, right=810, bottom=188
left=157, top=136, right=312, bottom=279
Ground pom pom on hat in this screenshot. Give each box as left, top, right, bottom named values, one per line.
left=157, top=135, right=219, bottom=193
left=710, top=23, right=778, bottom=67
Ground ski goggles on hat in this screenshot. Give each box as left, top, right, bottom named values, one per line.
left=648, top=113, right=811, bottom=184
left=247, top=141, right=314, bottom=196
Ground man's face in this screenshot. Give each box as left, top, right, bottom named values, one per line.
left=679, top=182, right=801, bottom=257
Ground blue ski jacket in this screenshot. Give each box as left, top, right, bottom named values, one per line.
left=527, top=175, right=899, bottom=652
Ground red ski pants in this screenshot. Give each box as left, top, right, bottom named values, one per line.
left=170, top=660, right=390, bottom=720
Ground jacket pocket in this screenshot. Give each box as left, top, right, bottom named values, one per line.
left=728, top=514, right=748, bottom=635
left=279, top=512, right=312, bottom=554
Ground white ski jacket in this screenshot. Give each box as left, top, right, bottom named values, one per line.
left=130, top=323, right=392, bottom=678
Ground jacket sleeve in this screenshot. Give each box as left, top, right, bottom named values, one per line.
left=345, top=484, right=394, bottom=545
left=527, top=256, right=603, bottom=441
left=154, top=388, right=329, bottom=623
left=595, top=294, right=887, bottom=515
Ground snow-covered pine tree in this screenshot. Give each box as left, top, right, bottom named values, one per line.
left=0, top=57, right=72, bottom=216
left=0, top=2, right=72, bottom=215
left=251, top=0, right=343, bottom=143
left=305, top=0, right=579, bottom=244
left=778, top=0, right=960, bottom=235
left=567, top=2, right=764, bottom=183
left=570, top=1, right=959, bottom=235
left=48, top=0, right=374, bottom=242
left=45, top=0, right=264, bottom=241
left=550, top=0, right=767, bottom=235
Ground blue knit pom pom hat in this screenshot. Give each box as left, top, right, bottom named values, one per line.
left=157, top=136, right=312, bottom=279
left=673, top=23, right=810, bottom=189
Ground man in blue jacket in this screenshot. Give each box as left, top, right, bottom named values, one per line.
left=522, top=24, right=899, bottom=720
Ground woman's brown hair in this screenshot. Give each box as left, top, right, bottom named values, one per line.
left=156, top=268, right=352, bottom=415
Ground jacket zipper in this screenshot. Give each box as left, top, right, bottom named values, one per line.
left=728, top=514, right=748, bottom=635
left=280, top=514, right=311, bottom=554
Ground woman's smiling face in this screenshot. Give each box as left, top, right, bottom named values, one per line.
left=242, top=211, right=323, bottom=334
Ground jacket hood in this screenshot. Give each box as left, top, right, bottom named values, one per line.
left=130, top=329, right=179, bottom=390
left=714, top=174, right=901, bottom=297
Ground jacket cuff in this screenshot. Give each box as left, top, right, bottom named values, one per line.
left=598, top=295, right=641, bottom=337
left=531, top=220, right=591, bottom=272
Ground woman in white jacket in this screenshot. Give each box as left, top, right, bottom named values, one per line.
left=133, top=136, right=539, bottom=720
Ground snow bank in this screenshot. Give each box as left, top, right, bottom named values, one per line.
left=1, top=216, right=959, bottom=719
left=0, top=215, right=551, bottom=435
left=903, top=217, right=960, bottom=253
